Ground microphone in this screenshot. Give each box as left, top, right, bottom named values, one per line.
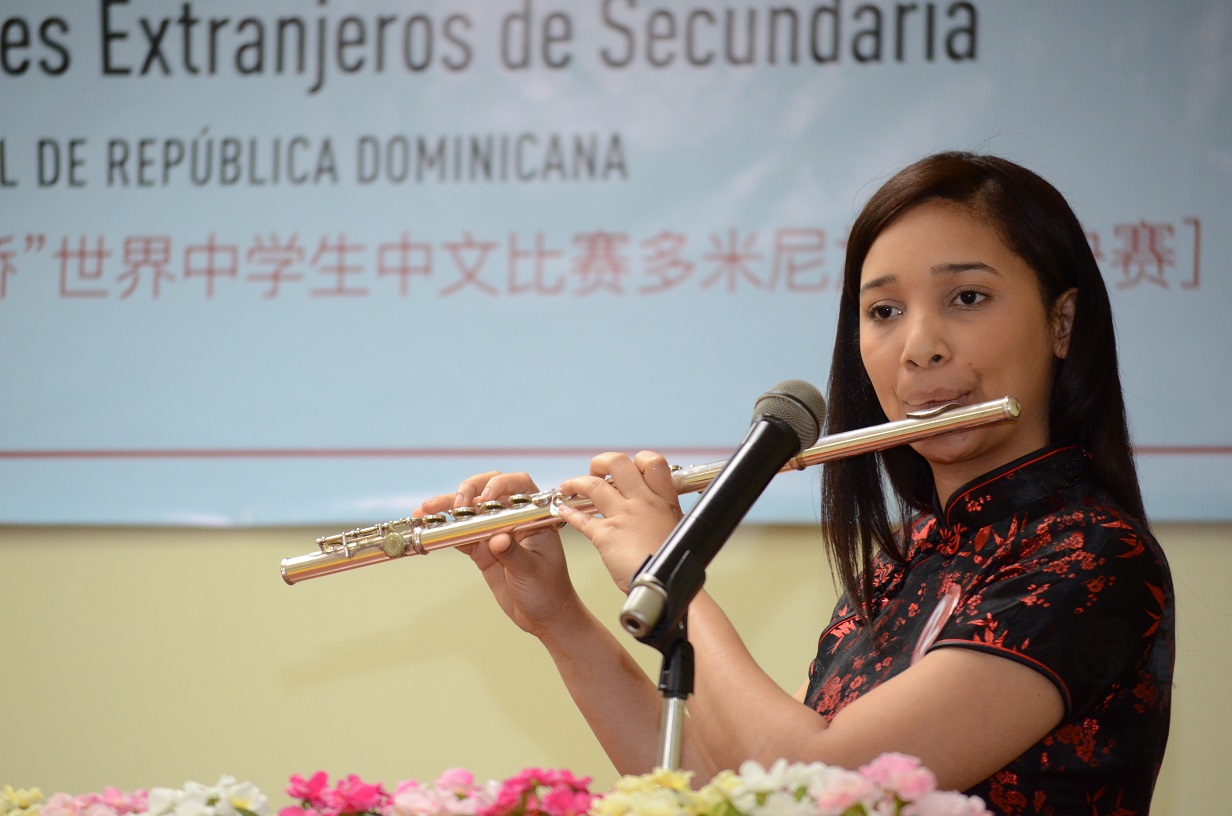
left=620, top=379, right=827, bottom=644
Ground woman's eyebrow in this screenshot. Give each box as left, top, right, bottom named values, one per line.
left=932, top=261, right=1000, bottom=276
left=859, top=273, right=895, bottom=295
left=859, top=262, right=999, bottom=295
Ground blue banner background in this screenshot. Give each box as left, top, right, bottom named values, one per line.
left=1, top=0, right=1228, bottom=523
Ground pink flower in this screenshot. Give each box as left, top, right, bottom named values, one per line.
left=478, top=769, right=594, bottom=816
left=287, top=773, right=331, bottom=808
left=389, top=775, right=495, bottom=816
left=389, top=783, right=432, bottom=816
left=903, top=790, right=993, bottom=816
left=99, top=788, right=139, bottom=815
left=38, top=790, right=148, bottom=816
left=327, top=776, right=388, bottom=815
left=391, top=781, right=425, bottom=800
left=538, top=789, right=591, bottom=816
left=434, top=771, right=474, bottom=796
left=40, top=793, right=81, bottom=816
left=479, top=773, right=532, bottom=816
left=811, top=768, right=877, bottom=815
left=859, top=753, right=937, bottom=802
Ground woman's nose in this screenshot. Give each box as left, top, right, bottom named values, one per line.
left=900, top=312, right=951, bottom=368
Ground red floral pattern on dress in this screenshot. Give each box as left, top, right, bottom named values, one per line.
left=803, top=446, right=1174, bottom=815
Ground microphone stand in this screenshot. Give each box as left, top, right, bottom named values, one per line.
left=648, top=615, right=694, bottom=771
left=627, top=550, right=702, bottom=772
left=621, top=381, right=830, bottom=770
left=622, top=419, right=802, bottom=771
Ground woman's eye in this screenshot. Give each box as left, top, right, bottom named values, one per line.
left=867, top=304, right=900, bottom=321
left=955, top=290, right=987, bottom=306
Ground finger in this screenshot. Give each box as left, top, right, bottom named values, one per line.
left=467, top=537, right=512, bottom=600
left=460, top=540, right=497, bottom=571
left=475, top=471, right=540, bottom=505
left=452, top=470, right=504, bottom=509
left=554, top=500, right=600, bottom=539
left=487, top=532, right=517, bottom=558
left=486, top=531, right=546, bottom=582
left=557, top=473, right=623, bottom=516
left=414, top=490, right=458, bottom=516
left=634, top=450, right=677, bottom=502
left=420, top=468, right=539, bottom=517
left=418, top=470, right=503, bottom=515
left=589, top=452, right=659, bottom=501
left=465, top=528, right=551, bottom=572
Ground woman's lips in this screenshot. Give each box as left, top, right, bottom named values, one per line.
left=902, top=393, right=970, bottom=412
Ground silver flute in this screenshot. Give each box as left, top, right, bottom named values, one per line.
left=280, top=396, right=1020, bottom=585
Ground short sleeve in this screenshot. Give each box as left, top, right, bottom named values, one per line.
left=928, top=509, right=1171, bottom=716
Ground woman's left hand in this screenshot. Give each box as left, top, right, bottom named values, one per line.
left=556, top=450, right=684, bottom=593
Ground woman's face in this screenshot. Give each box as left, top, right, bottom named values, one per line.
left=857, top=201, right=1074, bottom=500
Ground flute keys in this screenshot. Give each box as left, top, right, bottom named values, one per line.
left=421, top=513, right=448, bottom=527
left=509, top=494, right=533, bottom=506
left=382, top=531, right=407, bottom=558
left=452, top=506, right=477, bottom=520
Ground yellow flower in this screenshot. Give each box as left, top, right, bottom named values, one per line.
left=690, top=776, right=736, bottom=816
left=594, top=769, right=709, bottom=816
left=625, top=769, right=695, bottom=795
left=1, top=786, right=45, bottom=816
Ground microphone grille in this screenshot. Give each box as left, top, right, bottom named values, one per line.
left=753, top=379, right=827, bottom=452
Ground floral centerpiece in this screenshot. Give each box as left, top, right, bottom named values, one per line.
left=3, top=778, right=267, bottom=816
left=6, top=753, right=991, bottom=816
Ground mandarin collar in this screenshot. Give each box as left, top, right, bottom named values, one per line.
left=930, top=445, right=1091, bottom=531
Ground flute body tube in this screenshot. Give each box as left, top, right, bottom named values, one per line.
left=280, top=397, right=1021, bottom=585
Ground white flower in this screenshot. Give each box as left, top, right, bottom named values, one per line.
left=143, top=788, right=182, bottom=816
left=754, top=790, right=815, bottom=816
left=212, top=779, right=267, bottom=816
left=141, top=779, right=266, bottom=816
left=168, top=789, right=210, bottom=816
left=721, top=760, right=837, bottom=816
left=735, top=760, right=833, bottom=796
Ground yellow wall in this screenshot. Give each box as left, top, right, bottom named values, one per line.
left=1, top=522, right=1226, bottom=810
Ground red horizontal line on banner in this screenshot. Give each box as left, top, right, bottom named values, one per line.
left=0, top=446, right=1230, bottom=459
left=0, top=447, right=731, bottom=460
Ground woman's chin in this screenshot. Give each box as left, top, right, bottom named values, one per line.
left=908, top=431, right=980, bottom=466
left=909, top=424, right=1048, bottom=476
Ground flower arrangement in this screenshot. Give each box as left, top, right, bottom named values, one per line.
left=596, top=756, right=992, bottom=816
left=6, top=753, right=990, bottom=816
left=2, top=779, right=267, bottom=816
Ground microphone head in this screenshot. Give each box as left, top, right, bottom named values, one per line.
left=753, top=379, right=827, bottom=452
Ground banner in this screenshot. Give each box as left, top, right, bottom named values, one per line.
left=1, top=0, right=1228, bottom=524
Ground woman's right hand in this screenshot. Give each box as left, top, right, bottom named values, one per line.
left=413, top=470, right=583, bottom=639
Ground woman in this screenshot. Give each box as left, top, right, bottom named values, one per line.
left=414, top=152, right=1174, bottom=815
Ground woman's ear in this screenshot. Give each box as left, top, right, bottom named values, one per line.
left=1052, top=288, right=1078, bottom=359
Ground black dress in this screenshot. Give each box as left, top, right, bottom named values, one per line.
left=804, top=446, right=1175, bottom=815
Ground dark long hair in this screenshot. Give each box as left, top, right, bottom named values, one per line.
left=821, top=151, right=1145, bottom=620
